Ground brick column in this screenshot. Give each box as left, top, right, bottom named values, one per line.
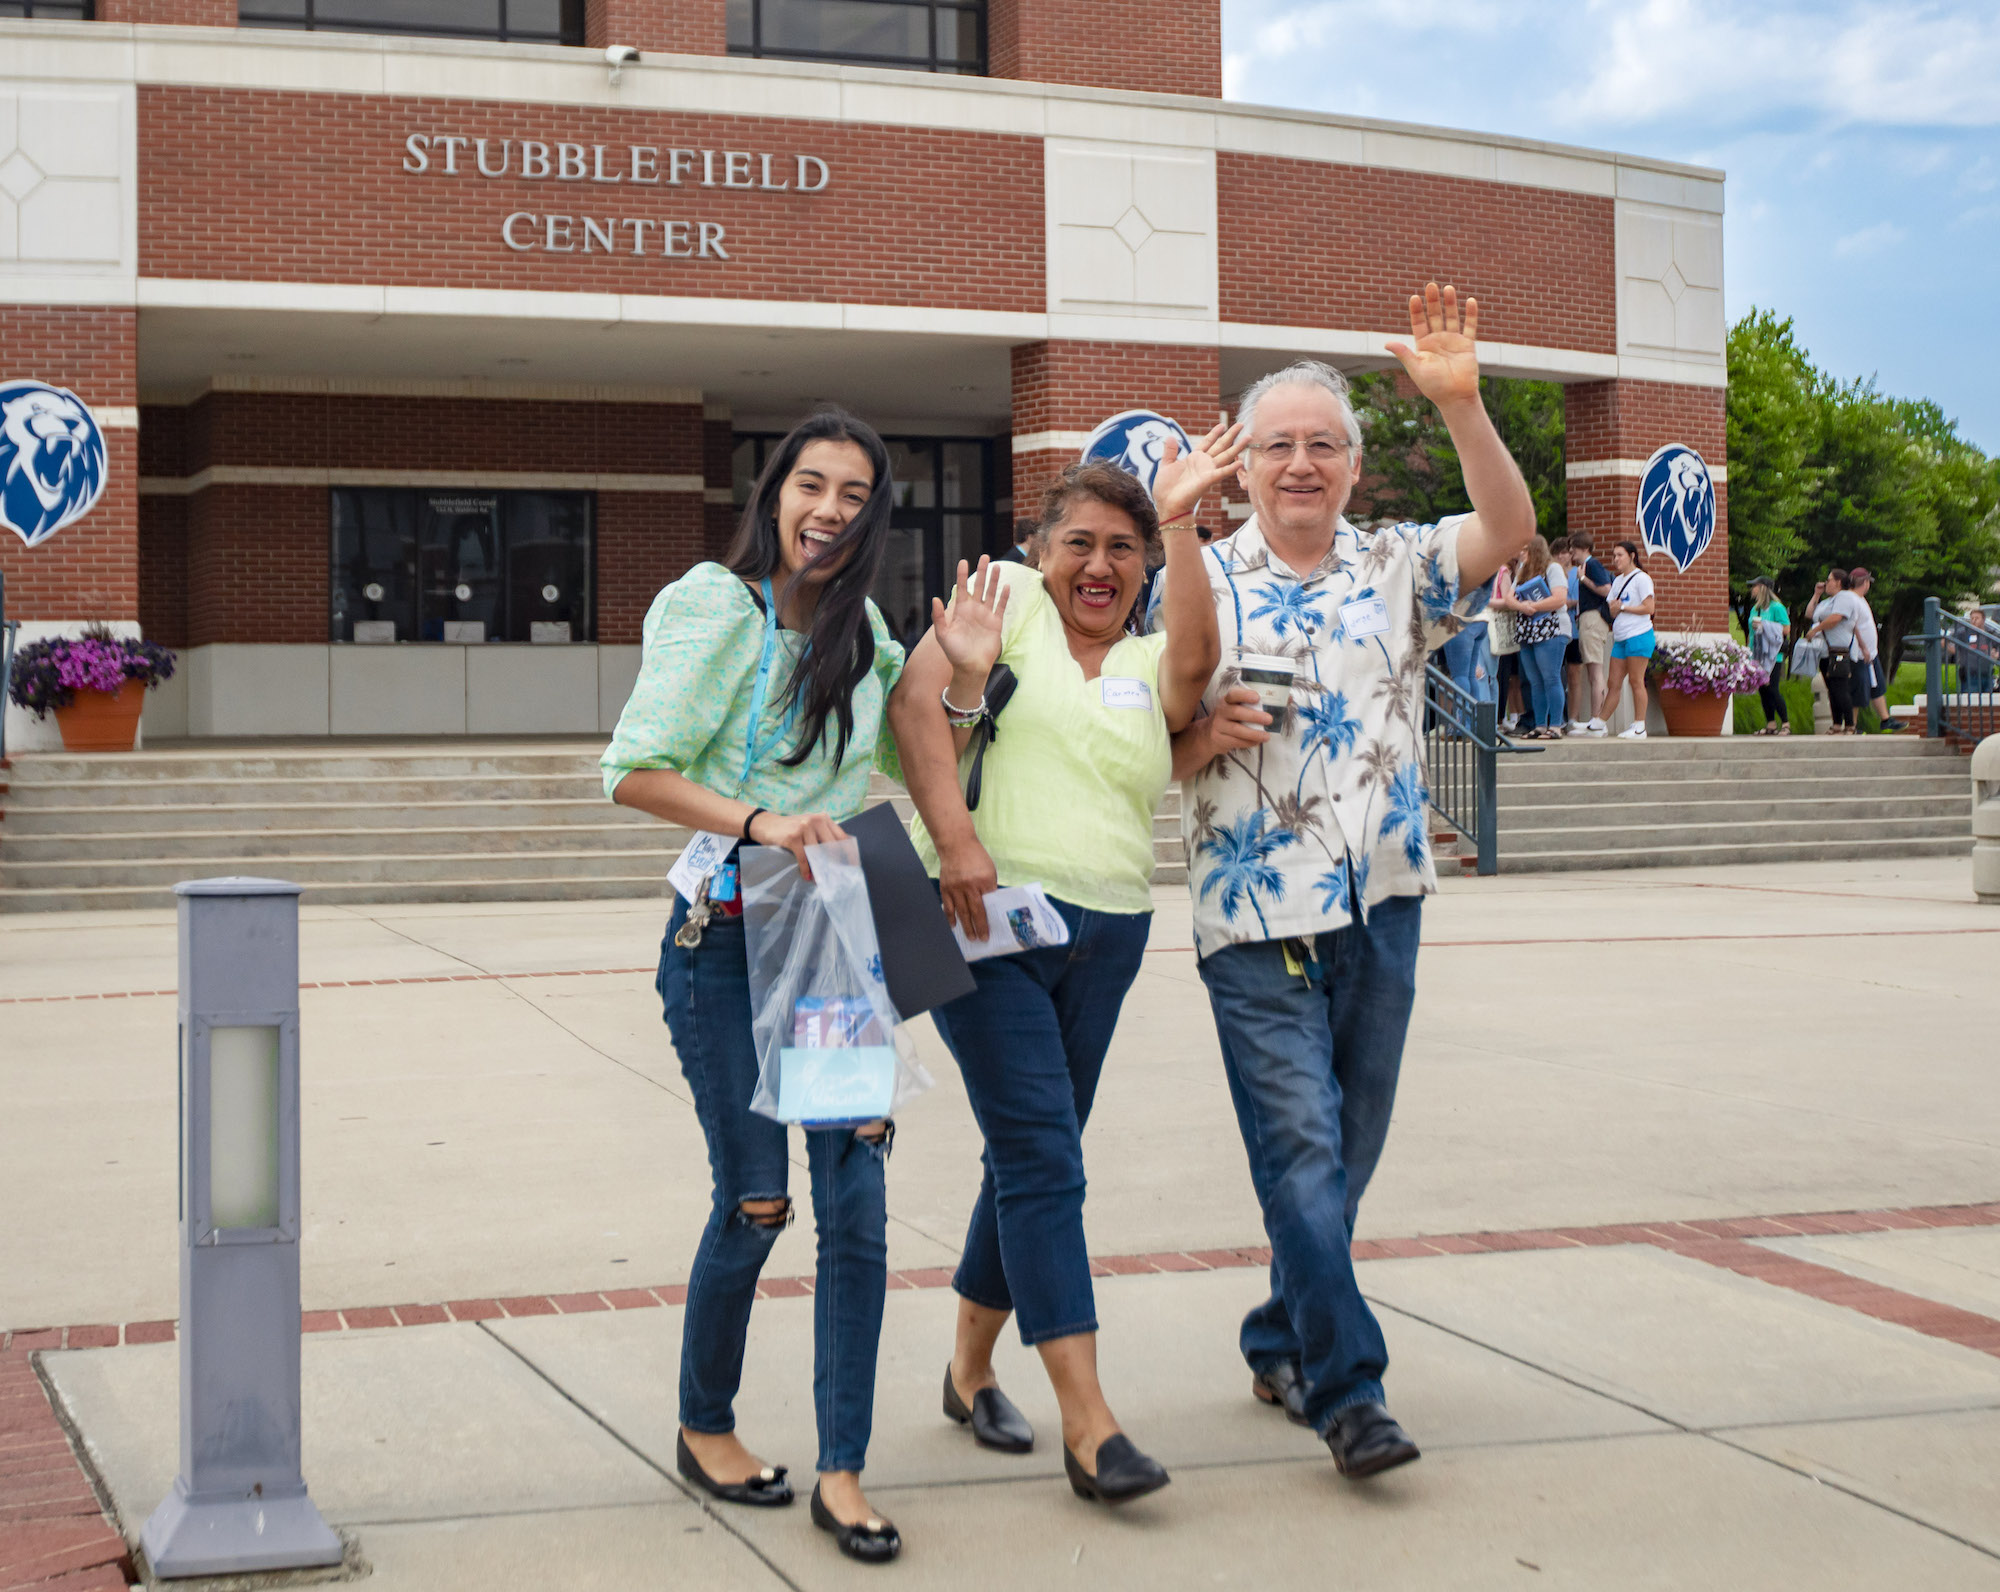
left=585, top=0, right=726, bottom=56
left=0, top=307, right=139, bottom=624
left=1564, top=378, right=1729, bottom=633
left=1011, top=340, right=1223, bottom=533
left=702, top=407, right=737, bottom=563
left=988, top=0, right=1219, bottom=96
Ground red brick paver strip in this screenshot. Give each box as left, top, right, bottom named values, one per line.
left=0, top=1346, right=131, bottom=1592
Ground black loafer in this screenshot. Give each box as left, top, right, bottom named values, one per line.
left=943, top=1364, right=1035, bottom=1453
left=1064, top=1433, right=1170, bottom=1504
left=1325, top=1401, right=1421, bottom=1478
left=1250, top=1361, right=1311, bottom=1427
left=811, top=1482, right=901, bottom=1564
left=676, top=1431, right=794, bottom=1507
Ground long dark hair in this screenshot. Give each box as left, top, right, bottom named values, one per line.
left=725, top=409, right=895, bottom=768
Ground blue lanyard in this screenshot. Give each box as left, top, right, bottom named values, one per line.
left=737, top=576, right=802, bottom=793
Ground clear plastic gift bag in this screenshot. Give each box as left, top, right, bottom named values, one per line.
left=741, top=837, right=933, bottom=1127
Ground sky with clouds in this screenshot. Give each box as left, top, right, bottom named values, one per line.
left=1220, top=0, right=2000, bottom=450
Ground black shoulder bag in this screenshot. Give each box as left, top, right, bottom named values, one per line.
left=962, top=663, right=1017, bottom=812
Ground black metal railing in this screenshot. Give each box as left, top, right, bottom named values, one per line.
left=1911, top=595, right=2000, bottom=743
left=1423, top=663, right=1543, bottom=876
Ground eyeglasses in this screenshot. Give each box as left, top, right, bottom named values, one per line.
left=1246, top=436, right=1355, bottom=465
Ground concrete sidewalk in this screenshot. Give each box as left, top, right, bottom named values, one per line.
left=7, top=855, right=2000, bottom=1586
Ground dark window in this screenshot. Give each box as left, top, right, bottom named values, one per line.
left=728, top=0, right=984, bottom=74
left=0, top=3, right=94, bottom=15
left=734, top=431, right=994, bottom=648
left=331, top=488, right=594, bottom=643
left=240, top=0, right=583, bottom=45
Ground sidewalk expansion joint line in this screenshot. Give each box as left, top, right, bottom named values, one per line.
left=473, top=1320, right=808, bottom=1592
left=1365, top=1297, right=2000, bottom=1564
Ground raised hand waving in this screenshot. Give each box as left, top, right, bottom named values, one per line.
left=931, top=555, right=1010, bottom=679
left=1152, top=416, right=1249, bottom=526
left=1384, top=281, right=1482, bottom=411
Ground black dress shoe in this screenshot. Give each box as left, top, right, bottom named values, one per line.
left=943, top=1364, right=1035, bottom=1453
left=1064, top=1433, right=1170, bottom=1504
left=676, top=1431, right=794, bottom=1507
left=811, top=1482, right=901, bottom=1564
left=1325, top=1401, right=1421, bottom=1478
left=1250, top=1361, right=1311, bottom=1427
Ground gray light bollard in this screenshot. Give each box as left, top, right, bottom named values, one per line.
left=1974, top=737, right=2000, bottom=903
left=140, top=878, right=343, bottom=1579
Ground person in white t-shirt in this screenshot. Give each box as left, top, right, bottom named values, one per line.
left=1577, top=540, right=1655, bottom=738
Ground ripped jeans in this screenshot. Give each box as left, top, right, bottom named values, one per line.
left=659, top=899, right=890, bottom=1474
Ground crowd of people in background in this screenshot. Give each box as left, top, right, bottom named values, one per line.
left=1440, top=531, right=1655, bottom=740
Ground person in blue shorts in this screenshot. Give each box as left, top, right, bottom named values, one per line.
left=1582, top=540, right=1656, bottom=738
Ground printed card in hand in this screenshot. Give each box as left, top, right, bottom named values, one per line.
left=951, top=884, right=1071, bottom=962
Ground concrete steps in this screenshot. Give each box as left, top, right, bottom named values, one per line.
left=0, top=743, right=1191, bottom=911
left=1483, top=735, right=1972, bottom=873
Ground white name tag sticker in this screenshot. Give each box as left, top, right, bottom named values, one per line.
left=1342, top=593, right=1392, bottom=639
left=1101, top=677, right=1152, bottom=710
left=667, top=829, right=736, bottom=901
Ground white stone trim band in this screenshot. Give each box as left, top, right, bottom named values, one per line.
left=93, top=406, right=140, bottom=429
left=1011, top=431, right=1095, bottom=455
left=137, top=466, right=705, bottom=495
left=1567, top=459, right=1729, bottom=482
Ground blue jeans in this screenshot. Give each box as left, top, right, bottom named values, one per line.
left=658, top=898, right=890, bottom=1474
left=930, top=895, right=1151, bottom=1346
left=1196, top=895, right=1422, bottom=1432
left=1522, top=636, right=1567, bottom=727
left=1440, top=621, right=1494, bottom=705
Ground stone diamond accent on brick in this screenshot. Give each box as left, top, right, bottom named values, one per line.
left=1111, top=205, right=1155, bottom=253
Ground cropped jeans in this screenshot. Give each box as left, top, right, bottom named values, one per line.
left=1522, top=636, right=1568, bottom=728
left=658, top=897, right=890, bottom=1474
left=929, top=895, right=1151, bottom=1346
left=1196, top=894, right=1422, bottom=1434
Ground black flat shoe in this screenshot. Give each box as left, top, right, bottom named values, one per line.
left=1325, top=1401, right=1421, bottom=1478
left=1064, top=1433, right=1170, bottom=1504
left=676, top=1431, right=794, bottom=1507
left=943, top=1364, right=1035, bottom=1453
left=1250, top=1361, right=1311, bottom=1427
left=811, top=1483, right=901, bottom=1564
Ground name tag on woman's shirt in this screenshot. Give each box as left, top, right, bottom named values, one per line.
left=1101, top=677, right=1152, bottom=710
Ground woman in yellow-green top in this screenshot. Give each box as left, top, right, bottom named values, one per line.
left=887, top=431, right=1245, bottom=1507
left=603, top=409, right=906, bottom=1566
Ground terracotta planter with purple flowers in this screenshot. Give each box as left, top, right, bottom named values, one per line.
left=52, top=677, right=148, bottom=751
left=1648, top=636, right=1768, bottom=738
left=7, top=631, right=176, bottom=751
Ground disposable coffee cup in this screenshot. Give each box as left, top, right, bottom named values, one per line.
left=1236, top=651, right=1297, bottom=732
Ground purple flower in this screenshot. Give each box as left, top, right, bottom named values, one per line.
left=6, top=633, right=176, bottom=720
left=1649, top=637, right=1768, bottom=698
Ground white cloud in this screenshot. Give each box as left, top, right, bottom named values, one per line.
left=1832, top=220, right=1907, bottom=255
left=1568, top=1, right=2000, bottom=130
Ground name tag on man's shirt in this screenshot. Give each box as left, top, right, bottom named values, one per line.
left=1342, top=592, right=1391, bottom=639
left=1100, top=677, right=1152, bottom=710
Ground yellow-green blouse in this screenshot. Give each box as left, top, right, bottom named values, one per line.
left=911, top=561, right=1169, bottom=915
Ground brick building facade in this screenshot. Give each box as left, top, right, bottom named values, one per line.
left=0, top=4, right=1726, bottom=744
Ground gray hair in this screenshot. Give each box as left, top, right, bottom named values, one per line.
left=1235, top=359, right=1363, bottom=450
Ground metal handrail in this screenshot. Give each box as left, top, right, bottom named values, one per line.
left=1909, top=595, right=1999, bottom=741
left=1424, top=662, right=1543, bottom=875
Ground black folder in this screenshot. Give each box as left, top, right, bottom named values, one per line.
left=845, top=802, right=977, bottom=1017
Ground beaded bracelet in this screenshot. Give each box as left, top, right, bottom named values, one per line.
left=942, top=687, right=987, bottom=728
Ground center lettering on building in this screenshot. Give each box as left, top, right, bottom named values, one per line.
left=401, top=134, right=831, bottom=260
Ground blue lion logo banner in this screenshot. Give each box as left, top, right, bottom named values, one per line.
left=1636, top=444, right=1716, bottom=573
left=0, top=380, right=109, bottom=549
left=1080, top=409, right=1192, bottom=496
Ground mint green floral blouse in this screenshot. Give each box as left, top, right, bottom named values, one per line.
left=601, top=562, right=905, bottom=815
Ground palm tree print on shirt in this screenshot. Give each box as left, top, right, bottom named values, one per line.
left=1248, top=579, right=1326, bottom=639
left=1378, top=762, right=1431, bottom=872
left=1195, top=810, right=1296, bottom=934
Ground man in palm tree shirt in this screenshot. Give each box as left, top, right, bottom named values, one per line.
left=1167, top=285, right=1536, bottom=1478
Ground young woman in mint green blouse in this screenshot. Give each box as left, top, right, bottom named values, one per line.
left=601, top=410, right=906, bottom=1566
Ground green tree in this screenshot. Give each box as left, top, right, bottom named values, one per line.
left=1346, top=372, right=1566, bottom=540
left=1724, top=309, right=1824, bottom=589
